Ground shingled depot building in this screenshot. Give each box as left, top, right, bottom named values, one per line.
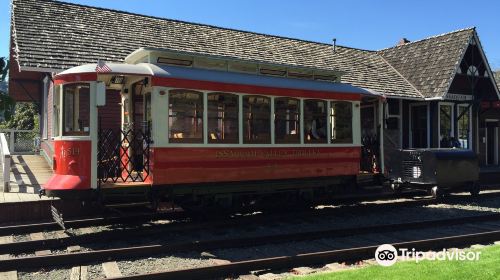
left=9, top=0, right=500, bottom=183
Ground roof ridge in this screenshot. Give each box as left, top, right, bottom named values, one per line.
left=10, top=0, right=21, bottom=73
left=33, top=0, right=346, bottom=49
left=336, top=45, right=375, bottom=52
left=377, top=54, right=424, bottom=98
left=377, top=27, right=476, bottom=52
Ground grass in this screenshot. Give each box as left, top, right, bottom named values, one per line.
left=289, top=245, right=500, bottom=280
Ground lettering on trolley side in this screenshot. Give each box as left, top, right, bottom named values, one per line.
left=215, top=149, right=329, bottom=159
left=61, top=147, right=80, bottom=158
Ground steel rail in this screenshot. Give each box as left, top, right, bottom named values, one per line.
left=1, top=190, right=500, bottom=255
left=104, top=229, right=500, bottom=280
left=0, top=191, right=493, bottom=254
left=2, top=205, right=500, bottom=255
left=1, top=189, right=497, bottom=236
left=1, top=211, right=500, bottom=271
left=0, top=211, right=188, bottom=236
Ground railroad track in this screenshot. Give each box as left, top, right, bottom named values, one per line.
left=104, top=229, right=500, bottom=280
left=2, top=189, right=499, bottom=237
left=2, top=210, right=500, bottom=273
left=2, top=191, right=500, bottom=279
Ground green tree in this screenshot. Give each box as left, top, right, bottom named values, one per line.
left=0, top=57, right=15, bottom=123
left=6, top=103, right=39, bottom=130
left=0, top=57, right=7, bottom=81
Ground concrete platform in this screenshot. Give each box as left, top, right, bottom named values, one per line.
left=0, top=155, right=54, bottom=203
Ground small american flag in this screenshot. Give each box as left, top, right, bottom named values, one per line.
left=95, top=60, right=112, bottom=73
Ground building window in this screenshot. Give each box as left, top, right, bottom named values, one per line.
left=304, top=99, right=327, bottom=143
left=207, top=92, right=239, bottom=144
left=457, top=105, right=470, bottom=149
left=439, top=104, right=453, bottom=147
left=387, top=99, right=400, bottom=115
left=330, top=101, right=352, bottom=143
left=243, top=95, right=271, bottom=144
left=274, top=97, right=300, bottom=144
left=168, top=90, right=203, bottom=143
left=467, top=65, right=479, bottom=77
left=62, top=83, right=90, bottom=136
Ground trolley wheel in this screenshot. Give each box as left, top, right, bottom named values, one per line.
left=469, top=182, right=481, bottom=197
left=430, top=186, right=444, bottom=199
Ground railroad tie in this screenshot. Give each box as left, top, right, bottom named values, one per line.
left=70, top=266, right=88, bottom=280
left=57, top=231, right=81, bottom=252
left=79, top=227, right=94, bottom=235
left=102, top=261, right=122, bottom=278
left=212, top=259, right=231, bottom=265
left=67, top=245, right=81, bottom=253
left=56, top=231, right=69, bottom=238
left=0, top=236, right=13, bottom=259
left=238, top=274, right=260, bottom=280
left=29, top=232, right=51, bottom=256
left=0, top=271, right=17, bottom=280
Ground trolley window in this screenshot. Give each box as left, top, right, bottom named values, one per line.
left=243, top=95, right=271, bottom=144
left=330, top=101, right=353, bottom=144
left=208, top=93, right=239, bottom=144
left=62, top=83, right=90, bottom=136
left=168, top=90, right=204, bottom=143
left=275, top=98, right=300, bottom=144
left=304, top=99, right=327, bottom=143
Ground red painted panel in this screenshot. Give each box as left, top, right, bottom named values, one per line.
left=152, top=77, right=362, bottom=101
left=44, top=140, right=92, bottom=190
left=151, top=147, right=360, bottom=185
left=54, top=73, right=98, bottom=85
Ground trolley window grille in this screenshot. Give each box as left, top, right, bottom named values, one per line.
left=98, top=128, right=150, bottom=184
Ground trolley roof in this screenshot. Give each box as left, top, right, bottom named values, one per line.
left=56, top=63, right=384, bottom=98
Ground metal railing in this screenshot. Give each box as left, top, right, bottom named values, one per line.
left=0, top=129, right=40, bottom=155
left=0, top=133, right=11, bottom=192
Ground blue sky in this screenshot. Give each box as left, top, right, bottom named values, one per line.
left=1, top=0, right=499, bottom=70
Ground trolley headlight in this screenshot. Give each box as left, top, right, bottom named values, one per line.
left=412, top=166, right=422, bottom=178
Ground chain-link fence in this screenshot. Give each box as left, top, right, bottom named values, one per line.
left=0, top=129, right=40, bottom=154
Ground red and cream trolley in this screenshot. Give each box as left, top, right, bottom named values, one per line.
left=42, top=48, right=382, bottom=209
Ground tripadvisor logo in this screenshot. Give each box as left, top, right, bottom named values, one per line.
left=375, top=244, right=398, bottom=266
left=375, top=244, right=481, bottom=266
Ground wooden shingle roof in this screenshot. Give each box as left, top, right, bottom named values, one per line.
left=11, top=0, right=423, bottom=98
left=11, top=0, right=484, bottom=100
left=378, top=28, right=474, bottom=98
